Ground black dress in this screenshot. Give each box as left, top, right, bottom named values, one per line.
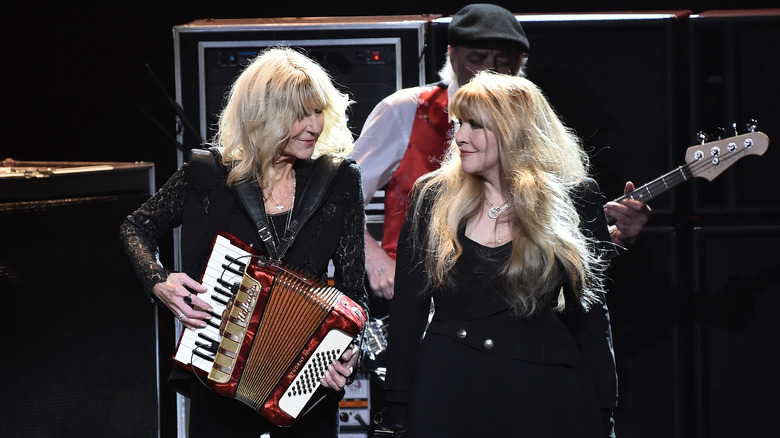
left=120, top=152, right=368, bottom=438
left=384, top=178, right=619, bottom=438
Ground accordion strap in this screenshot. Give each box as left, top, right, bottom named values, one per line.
left=232, top=155, right=351, bottom=261
left=188, top=148, right=351, bottom=260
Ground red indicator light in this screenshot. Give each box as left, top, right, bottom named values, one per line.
left=371, top=51, right=381, bottom=62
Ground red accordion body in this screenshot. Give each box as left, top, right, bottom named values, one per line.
left=173, top=231, right=366, bottom=426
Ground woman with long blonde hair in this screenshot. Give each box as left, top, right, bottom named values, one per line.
left=383, top=71, right=619, bottom=437
left=121, top=47, right=367, bottom=438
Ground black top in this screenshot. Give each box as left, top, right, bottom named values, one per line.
left=120, top=153, right=368, bottom=313
left=384, top=177, right=619, bottom=437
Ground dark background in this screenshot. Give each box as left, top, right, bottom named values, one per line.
left=2, top=2, right=779, bottom=438
left=0, top=0, right=776, bottom=182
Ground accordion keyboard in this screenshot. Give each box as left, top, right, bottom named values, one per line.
left=173, top=233, right=251, bottom=375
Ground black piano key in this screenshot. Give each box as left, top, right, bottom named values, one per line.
left=197, top=332, right=219, bottom=345
left=217, top=277, right=233, bottom=289
left=193, top=349, right=215, bottom=362
left=195, top=340, right=219, bottom=354
left=224, top=254, right=246, bottom=269
left=211, top=294, right=228, bottom=306
left=214, top=285, right=233, bottom=299
left=222, top=262, right=243, bottom=277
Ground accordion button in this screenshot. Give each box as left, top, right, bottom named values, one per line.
left=456, top=329, right=467, bottom=339
left=483, top=339, right=494, bottom=350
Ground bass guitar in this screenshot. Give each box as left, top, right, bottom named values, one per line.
left=607, top=130, right=769, bottom=223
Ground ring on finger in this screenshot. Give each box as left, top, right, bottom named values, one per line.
left=178, top=312, right=186, bottom=321
left=183, top=294, right=193, bottom=306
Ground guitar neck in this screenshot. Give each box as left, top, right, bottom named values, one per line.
left=612, top=163, right=693, bottom=204
left=604, top=131, right=769, bottom=225
left=604, top=166, right=692, bottom=226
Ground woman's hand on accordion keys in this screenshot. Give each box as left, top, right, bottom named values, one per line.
left=152, top=272, right=212, bottom=330
left=320, top=344, right=360, bottom=391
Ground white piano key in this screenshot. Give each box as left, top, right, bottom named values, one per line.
left=174, top=234, right=252, bottom=374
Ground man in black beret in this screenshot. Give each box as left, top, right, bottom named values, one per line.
left=352, top=3, right=648, bottom=301
left=445, top=2, right=530, bottom=85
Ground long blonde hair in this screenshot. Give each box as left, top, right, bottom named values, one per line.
left=412, top=71, right=606, bottom=316
left=211, top=47, right=354, bottom=189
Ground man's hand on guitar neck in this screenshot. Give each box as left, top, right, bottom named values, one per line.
left=605, top=181, right=652, bottom=247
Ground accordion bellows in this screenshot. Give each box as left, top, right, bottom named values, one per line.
left=174, top=231, right=366, bottom=426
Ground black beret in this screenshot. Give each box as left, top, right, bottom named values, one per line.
left=448, top=3, right=530, bottom=53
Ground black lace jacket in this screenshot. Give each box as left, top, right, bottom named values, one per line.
left=119, top=154, right=368, bottom=313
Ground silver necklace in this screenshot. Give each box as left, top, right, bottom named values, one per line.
left=268, top=175, right=296, bottom=211
left=267, top=209, right=293, bottom=244
left=266, top=178, right=296, bottom=243
left=485, top=198, right=510, bottom=219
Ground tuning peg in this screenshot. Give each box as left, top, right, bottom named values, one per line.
left=714, top=127, right=727, bottom=140
left=696, top=131, right=709, bottom=144
left=732, top=122, right=738, bottom=136
left=746, top=119, right=758, bottom=132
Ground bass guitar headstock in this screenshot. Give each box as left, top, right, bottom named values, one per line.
left=686, top=120, right=770, bottom=181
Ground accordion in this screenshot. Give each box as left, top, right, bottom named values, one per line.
left=173, top=231, right=367, bottom=426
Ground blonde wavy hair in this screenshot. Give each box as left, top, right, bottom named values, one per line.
left=412, top=71, right=606, bottom=316
left=211, top=47, right=354, bottom=189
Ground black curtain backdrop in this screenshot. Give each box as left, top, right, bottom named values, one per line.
left=1, top=1, right=775, bottom=187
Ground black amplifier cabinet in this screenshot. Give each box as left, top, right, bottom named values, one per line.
left=689, top=10, right=780, bottom=221
left=0, top=160, right=161, bottom=438
left=606, top=226, right=689, bottom=438
left=428, top=12, right=690, bottom=221
left=691, top=225, right=780, bottom=438
left=173, top=16, right=436, bottom=158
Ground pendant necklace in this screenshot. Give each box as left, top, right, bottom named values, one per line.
left=486, top=197, right=511, bottom=244
left=268, top=173, right=295, bottom=211
left=266, top=178, right=296, bottom=244
left=268, top=209, right=293, bottom=244
left=485, top=198, right=510, bottom=219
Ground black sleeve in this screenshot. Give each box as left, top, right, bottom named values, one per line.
left=331, top=163, right=370, bottom=313
left=561, top=177, right=619, bottom=410
left=383, top=187, right=435, bottom=404
left=573, top=177, right=620, bottom=261
left=119, top=166, right=190, bottom=302
left=563, top=290, right=618, bottom=410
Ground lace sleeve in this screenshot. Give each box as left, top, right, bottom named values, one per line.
left=331, top=163, right=369, bottom=313
left=119, top=167, right=188, bottom=302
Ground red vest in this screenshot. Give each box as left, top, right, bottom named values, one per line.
left=382, top=84, right=451, bottom=259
